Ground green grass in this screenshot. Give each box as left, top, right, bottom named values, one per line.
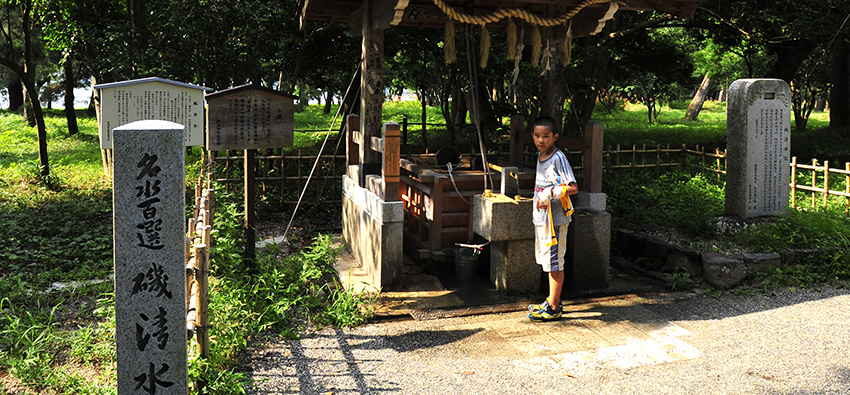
left=594, top=100, right=730, bottom=148
left=0, top=109, right=376, bottom=394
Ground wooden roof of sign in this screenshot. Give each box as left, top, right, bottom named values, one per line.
left=297, top=0, right=703, bottom=36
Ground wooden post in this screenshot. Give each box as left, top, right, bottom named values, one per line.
left=360, top=0, right=385, bottom=186
left=383, top=122, right=401, bottom=201
left=582, top=122, right=604, bottom=193
left=844, top=162, right=849, bottom=217
left=346, top=114, right=360, bottom=167
left=790, top=156, right=797, bottom=208
left=811, top=159, right=818, bottom=209
left=823, top=161, right=830, bottom=209
left=402, top=116, right=408, bottom=147
left=244, top=148, right=256, bottom=262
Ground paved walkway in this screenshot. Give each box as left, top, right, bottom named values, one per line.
left=244, top=244, right=850, bottom=394
left=246, top=287, right=850, bottom=394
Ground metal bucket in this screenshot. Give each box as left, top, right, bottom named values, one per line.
left=454, top=247, right=480, bottom=280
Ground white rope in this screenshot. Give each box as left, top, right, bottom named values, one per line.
left=465, top=27, right=495, bottom=191
left=282, top=57, right=363, bottom=242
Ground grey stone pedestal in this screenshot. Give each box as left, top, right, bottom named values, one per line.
left=567, top=207, right=611, bottom=293
left=472, top=195, right=538, bottom=294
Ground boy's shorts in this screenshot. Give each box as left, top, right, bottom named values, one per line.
left=534, top=223, right=568, bottom=272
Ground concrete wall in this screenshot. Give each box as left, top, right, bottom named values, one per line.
left=341, top=176, right=403, bottom=289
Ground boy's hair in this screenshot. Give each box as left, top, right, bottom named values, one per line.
left=532, top=116, right=560, bottom=135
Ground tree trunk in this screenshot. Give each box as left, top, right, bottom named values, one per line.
left=8, top=78, right=24, bottom=111
left=64, top=55, right=79, bottom=136
left=323, top=89, right=332, bottom=114
left=440, top=69, right=456, bottom=145
left=452, top=85, right=467, bottom=126
left=830, top=38, right=850, bottom=128
left=419, top=90, right=428, bottom=147
left=22, top=79, right=49, bottom=176
left=565, top=37, right=611, bottom=135
left=684, top=73, right=712, bottom=121
left=814, top=93, right=827, bottom=112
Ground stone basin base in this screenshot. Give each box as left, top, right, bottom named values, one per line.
left=473, top=194, right=611, bottom=295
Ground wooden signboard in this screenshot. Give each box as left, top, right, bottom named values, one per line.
left=94, top=77, right=210, bottom=149
left=205, top=84, right=297, bottom=151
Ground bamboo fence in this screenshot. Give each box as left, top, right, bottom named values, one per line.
left=209, top=142, right=850, bottom=216
left=186, top=166, right=213, bottom=362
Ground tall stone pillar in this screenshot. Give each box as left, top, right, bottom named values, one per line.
left=726, top=79, right=791, bottom=218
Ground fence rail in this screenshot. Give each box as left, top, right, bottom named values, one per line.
left=210, top=142, right=850, bottom=216
left=186, top=167, right=213, bottom=364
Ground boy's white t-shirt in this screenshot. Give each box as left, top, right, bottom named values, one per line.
left=532, top=149, right=577, bottom=227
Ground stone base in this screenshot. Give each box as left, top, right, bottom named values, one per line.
left=567, top=208, right=611, bottom=292
left=341, top=177, right=404, bottom=290
left=490, top=239, right=538, bottom=295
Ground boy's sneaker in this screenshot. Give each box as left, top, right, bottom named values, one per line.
left=528, top=297, right=550, bottom=312
left=527, top=305, right=562, bottom=322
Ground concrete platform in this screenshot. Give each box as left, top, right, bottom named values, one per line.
left=332, top=234, right=658, bottom=320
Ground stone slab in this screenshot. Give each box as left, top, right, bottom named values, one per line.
left=472, top=195, right=534, bottom=241
left=343, top=176, right=404, bottom=224
left=567, top=208, right=611, bottom=292
left=572, top=191, right=607, bottom=211
left=725, top=78, right=791, bottom=218
left=112, top=120, right=187, bottom=394
left=342, top=176, right=403, bottom=290
left=490, top=239, right=539, bottom=294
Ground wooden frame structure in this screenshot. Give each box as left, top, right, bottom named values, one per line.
left=300, top=0, right=704, bottom=289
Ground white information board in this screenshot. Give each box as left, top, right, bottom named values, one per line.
left=95, top=77, right=211, bottom=149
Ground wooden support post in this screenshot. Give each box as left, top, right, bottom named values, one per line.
left=845, top=162, right=849, bottom=217
left=383, top=122, right=401, bottom=201
left=823, top=161, right=830, bottom=209
left=790, top=157, right=797, bottom=208
left=811, top=159, right=818, bottom=209
left=402, top=116, right=408, bottom=147
left=582, top=122, right=604, bottom=193
left=359, top=0, right=385, bottom=186
left=244, top=148, right=256, bottom=262
left=346, top=114, right=360, bottom=167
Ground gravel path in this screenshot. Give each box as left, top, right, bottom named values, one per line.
left=244, top=286, right=850, bottom=394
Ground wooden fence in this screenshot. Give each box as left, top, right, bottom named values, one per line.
left=211, top=147, right=346, bottom=205
left=210, top=141, right=850, bottom=216
left=603, top=144, right=727, bottom=179
left=604, top=145, right=850, bottom=216
left=790, top=158, right=850, bottom=216
left=186, top=167, right=213, bottom=364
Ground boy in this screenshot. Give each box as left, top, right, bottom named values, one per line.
left=527, top=116, right=578, bottom=322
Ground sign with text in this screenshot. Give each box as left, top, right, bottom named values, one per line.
left=113, top=120, right=187, bottom=394
left=205, top=84, right=296, bottom=151
left=95, top=77, right=210, bottom=149
left=726, top=79, right=791, bottom=218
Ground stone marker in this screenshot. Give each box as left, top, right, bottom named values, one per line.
left=726, top=79, right=791, bottom=218
left=95, top=77, right=210, bottom=149
left=113, top=120, right=187, bottom=394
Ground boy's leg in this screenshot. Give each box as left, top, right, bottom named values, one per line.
left=549, top=270, right=564, bottom=308
left=549, top=223, right=569, bottom=308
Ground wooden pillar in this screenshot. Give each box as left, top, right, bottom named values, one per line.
left=382, top=122, right=400, bottom=201
left=244, top=148, right=256, bottom=261
left=359, top=0, right=385, bottom=186
left=346, top=114, right=360, bottom=167
left=583, top=122, right=604, bottom=193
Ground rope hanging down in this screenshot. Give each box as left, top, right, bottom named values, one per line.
left=432, top=0, right=617, bottom=27
left=282, top=58, right=363, bottom=242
